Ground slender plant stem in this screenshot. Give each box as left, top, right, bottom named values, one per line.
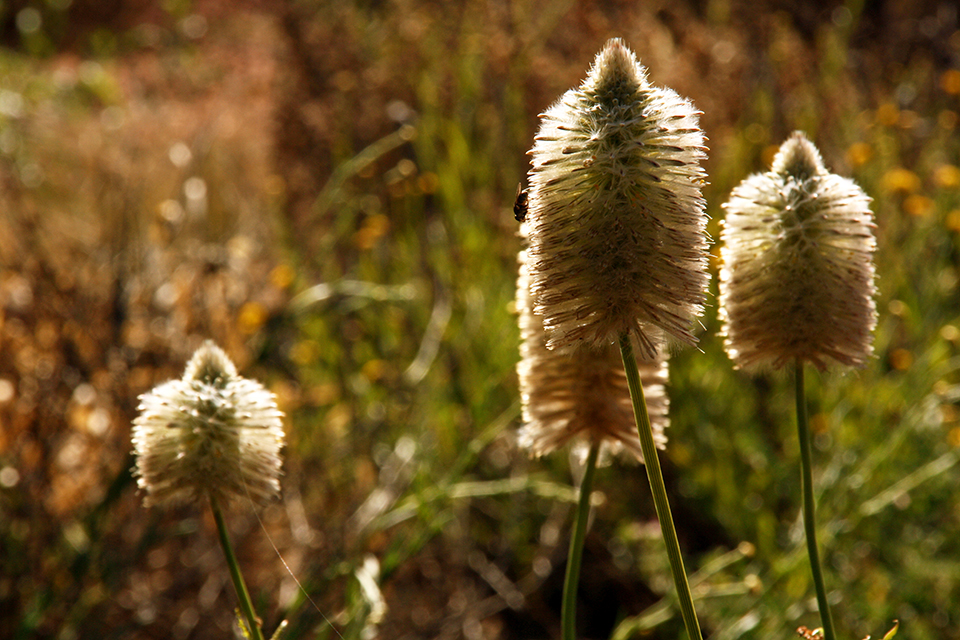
left=795, top=359, right=837, bottom=640
left=561, top=440, right=600, bottom=640
left=211, top=495, right=266, bottom=640
left=619, top=332, right=703, bottom=640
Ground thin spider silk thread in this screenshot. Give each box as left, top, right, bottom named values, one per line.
left=239, top=478, right=346, bottom=640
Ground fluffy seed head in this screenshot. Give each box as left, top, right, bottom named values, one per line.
left=719, top=131, right=878, bottom=370
left=517, top=250, right=669, bottom=461
left=524, top=38, right=710, bottom=357
left=132, top=341, right=285, bottom=507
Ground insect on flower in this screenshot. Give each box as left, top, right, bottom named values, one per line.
left=513, top=183, right=529, bottom=222
left=522, top=37, right=709, bottom=356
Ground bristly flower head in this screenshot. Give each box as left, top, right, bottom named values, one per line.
left=517, top=250, right=669, bottom=461
left=524, top=38, right=710, bottom=358
left=719, top=131, right=878, bottom=371
left=132, top=341, right=285, bottom=507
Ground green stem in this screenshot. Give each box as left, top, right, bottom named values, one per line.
left=795, top=359, right=837, bottom=640
left=211, top=495, right=266, bottom=640
left=561, top=441, right=600, bottom=640
left=619, top=332, right=703, bottom=640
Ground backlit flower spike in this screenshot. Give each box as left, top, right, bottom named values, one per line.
left=719, top=131, right=878, bottom=371
left=132, top=340, right=285, bottom=507
left=517, top=249, right=669, bottom=461
left=524, top=38, right=710, bottom=358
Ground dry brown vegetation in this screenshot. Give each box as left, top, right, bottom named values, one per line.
left=2, top=1, right=960, bottom=639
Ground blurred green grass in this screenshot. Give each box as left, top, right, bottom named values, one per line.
left=1, top=1, right=960, bottom=639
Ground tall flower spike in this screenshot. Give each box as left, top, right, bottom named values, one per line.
left=517, top=249, right=669, bottom=461
left=524, top=38, right=710, bottom=357
left=719, top=131, right=878, bottom=370
left=132, top=341, right=285, bottom=507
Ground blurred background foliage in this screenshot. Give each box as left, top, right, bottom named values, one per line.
left=1, top=0, right=959, bottom=638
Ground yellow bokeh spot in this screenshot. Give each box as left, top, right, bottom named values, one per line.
left=395, top=158, right=417, bottom=178
left=934, top=164, right=960, bottom=189
left=948, top=426, right=960, bottom=448
left=946, top=210, right=960, bottom=232
left=237, top=301, right=267, bottom=334
left=889, top=348, right=913, bottom=371
left=270, top=263, right=296, bottom=290
left=940, top=324, right=960, bottom=342
left=875, top=102, right=900, bottom=127
left=271, top=380, right=301, bottom=412
left=887, top=299, right=908, bottom=316
left=418, top=171, right=440, bottom=194
left=361, top=359, right=387, bottom=382
left=324, top=403, right=352, bottom=438
left=353, top=213, right=390, bottom=250
left=290, top=339, right=321, bottom=366
left=881, top=167, right=921, bottom=193
left=307, top=382, right=340, bottom=406
left=904, top=194, right=934, bottom=217
left=744, top=574, right=762, bottom=594
left=941, top=69, right=960, bottom=95
left=845, top=142, right=872, bottom=168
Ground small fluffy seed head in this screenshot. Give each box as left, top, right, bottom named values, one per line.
left=132, top=341, right=285, bottom=507
left=524, top=38, right=710, bottom=357
left=517, top=250, right=669, bottom=462
left=719, top=131, right=878, bottom=371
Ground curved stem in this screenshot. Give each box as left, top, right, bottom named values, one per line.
left=619, top=333, right=703, bottom=640
left=795, top=359, right=837, bottom=640
left=561, top=441, right=600, bottom=640
left=211, top=495, right=266, bottom=640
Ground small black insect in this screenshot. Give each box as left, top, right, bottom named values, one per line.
left=513, top=183, right=529, bottom=222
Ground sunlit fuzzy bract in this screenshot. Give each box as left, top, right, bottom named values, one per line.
left=517, top=250, right=669, bottom=461
left=524, top=38, right=710, bottom=357
left=719, top=131, right=877, bottom=370
left=132, top=341, right=285, bottom=507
